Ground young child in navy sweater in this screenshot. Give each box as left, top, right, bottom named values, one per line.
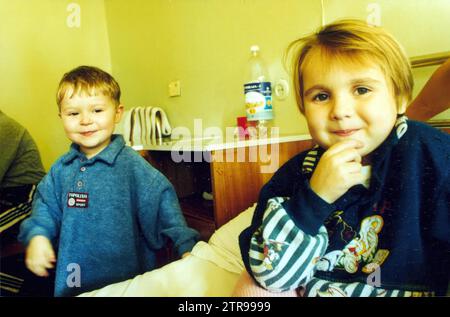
left=236, top=19, right=450, bottom=297
left=19, top=66, right=199, bottom=296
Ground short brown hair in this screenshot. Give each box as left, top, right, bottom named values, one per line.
left=56, top=66, right=121, bottom=108
left=286, top=19, right=413, bottom=114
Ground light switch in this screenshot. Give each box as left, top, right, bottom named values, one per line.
left=168, top=80, right=181, bottom=97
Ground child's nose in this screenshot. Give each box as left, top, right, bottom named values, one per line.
left=80, top=112, right=93, bottom=125
left=330, top=95, right=354, bottom=120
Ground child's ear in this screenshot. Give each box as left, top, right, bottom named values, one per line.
left=115, top=104, right=124, bottom=123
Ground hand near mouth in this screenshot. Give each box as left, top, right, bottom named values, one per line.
left=309, top=139, right=366, bottom=204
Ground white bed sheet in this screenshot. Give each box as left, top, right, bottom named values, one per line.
left=78, top=202, right=450, bottom=297
left=79, top=204, right=255, bottom=297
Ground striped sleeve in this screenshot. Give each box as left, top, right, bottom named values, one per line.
left=303, top=278, right=434, bottom=297
left=248, top=197, right=329, bottom=292
left=0, top=185, right=36, bottom=233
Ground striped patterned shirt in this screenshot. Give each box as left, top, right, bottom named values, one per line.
left=248, top=197, right=433, bottom=297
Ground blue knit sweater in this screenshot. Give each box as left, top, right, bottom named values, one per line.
left=240, top=119, right=449, bottom=296
left=19, top=135, right=199, bottom=296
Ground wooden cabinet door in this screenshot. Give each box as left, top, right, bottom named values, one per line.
left=210, top=139, right=312, bottom=227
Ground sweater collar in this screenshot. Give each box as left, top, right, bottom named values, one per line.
left=364, top=115, right=408, bottom=191
left=62, top=134, right=125, bottom=165
left=301, top=116, right=409, bottom=208
left=301, top=116, right=409, bottom=179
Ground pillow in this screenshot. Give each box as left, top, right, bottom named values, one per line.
left=192, top=204, right=255, bottom=273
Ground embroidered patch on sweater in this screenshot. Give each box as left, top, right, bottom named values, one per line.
left=67, top=192, right=89, bottom=208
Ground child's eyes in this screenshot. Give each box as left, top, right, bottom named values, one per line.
left=355, top=87, right=370, bottom=95
left=313, top=93, right=329, bottom=102
left=65, top=109, right=104, bottom=116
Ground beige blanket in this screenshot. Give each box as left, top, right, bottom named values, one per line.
left=79, top=205, right=255, bottom=297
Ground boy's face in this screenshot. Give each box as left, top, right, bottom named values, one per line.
left=302, top=49, right=405, bottom=158
left=59, top=91, right=123, bottom=158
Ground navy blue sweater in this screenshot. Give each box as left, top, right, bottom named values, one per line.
left=19, top=135, right=199, bottom=296
left=240, top=119, right=449, bottom=296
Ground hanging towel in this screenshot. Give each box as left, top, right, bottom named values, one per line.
left=131, top=107, right=144, bottom=145
left=122, top=109, right=133, bottom=144
left=149, top=107, right=172, bottom=144
left=144, top=106, right=153, bottom=144
left=155, top=107, right=172, bottom=136
left=121, top=106, right=172, bottom=145
left=150, top=107, right=161, bottom=144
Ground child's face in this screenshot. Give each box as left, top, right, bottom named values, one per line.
left=59, top=91, right=123, bottom=158
left=302, top=50, right=404, bottom=158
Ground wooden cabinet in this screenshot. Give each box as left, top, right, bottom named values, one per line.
left=137, top=135, right=312, bottom=241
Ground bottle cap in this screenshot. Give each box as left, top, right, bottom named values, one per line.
left=250, top=45, right=260, bottom=54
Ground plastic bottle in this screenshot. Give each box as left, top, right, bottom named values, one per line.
left=244, top=45, right=273, bottom=138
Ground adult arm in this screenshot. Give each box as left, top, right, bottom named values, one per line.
left=407, top=58, right=450, bottom=121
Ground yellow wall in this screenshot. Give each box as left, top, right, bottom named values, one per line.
left=104, top=0, right=450, bottom=138
left=2, top=0, right=449, bottom=169
left=104, top=0, right=321, bottom=137
left=322, top=0, right=450, bottom=118
left=0, top=0, right=111, bottom=170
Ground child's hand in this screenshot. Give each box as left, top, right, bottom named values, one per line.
left=25, top=235, right=56, bottom=277
left=309, top=139, right=365, bottom=204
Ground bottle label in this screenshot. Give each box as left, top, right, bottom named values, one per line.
left=244, top=82, right=274, bottom=121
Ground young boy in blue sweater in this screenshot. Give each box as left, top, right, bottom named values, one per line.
left=236, top=20, right=449, bottom=297
left=19, top=66, right=199, bottom=296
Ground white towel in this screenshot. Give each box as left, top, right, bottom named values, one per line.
left=144, top=106, right=153, bottom=144
left=133, top=107, right=144, bottom=145
left=150, top=107, right=161, bottom=144
left=121, top=109, right=133, bottom=143
left=121, top=106, right=172, bottom=145
left=150, top=107, right=172, bottom=136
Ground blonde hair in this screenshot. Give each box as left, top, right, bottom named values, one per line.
left=56, top=66, right=121, bottom=109
left=286, top=19, right=413, bottom=114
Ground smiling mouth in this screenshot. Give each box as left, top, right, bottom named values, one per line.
left=80, top=131, right=97, bottom=137
left=332, top=129, right=360, bottom=137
